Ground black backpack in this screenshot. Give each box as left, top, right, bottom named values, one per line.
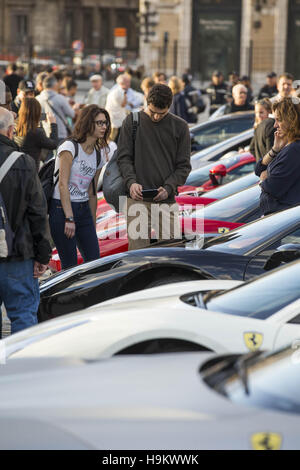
left=39, top=139, right=101, bottom=210
left=0, top=151, right=24, bottom=258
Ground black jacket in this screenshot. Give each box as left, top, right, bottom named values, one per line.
left=258, top=140, right=300, bottom=216
left=251, top=118, right=275, bottom=163
left=224, top=102, right=254, bottom=114
left=0, top=134, right=52, bottom=264
left=14, top=123, right=58, bottom=171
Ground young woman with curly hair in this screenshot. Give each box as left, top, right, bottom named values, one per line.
left=256, top=97, right=300, bottom=215
left=48, top=104, right=111, bottom=269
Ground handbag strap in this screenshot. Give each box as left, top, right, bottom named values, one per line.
left=46, top=99, right=73, bottom=135
left=0, top=151, right=24, bottom=184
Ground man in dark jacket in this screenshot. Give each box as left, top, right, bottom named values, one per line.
left=0, top=107, right=52, bottom=337
left=224, top=84, right=254, bottom=114
left=258, top=72, right=278, bottom=100
left=206, top=71, right=229, bottom=116
left=117, top=84, right=191, bottom=250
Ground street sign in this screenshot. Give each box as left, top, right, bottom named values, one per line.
left=72, top=40, right=84, bottom=52
left=114, top=28, right=127, bottom=49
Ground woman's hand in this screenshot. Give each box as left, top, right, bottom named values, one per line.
left=64, top=221, right=76, bottom=238
left=273, top=130, right=288, bottom=152
left=260, top=170, right=268, bottom=182
left=46, top=112, right=56, bottom=124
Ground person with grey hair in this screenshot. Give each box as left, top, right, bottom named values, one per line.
left=0, top=106, right=51, bottom=337
left=224, top=84, right=254, bottom=114
left=85, top=74, right=109, bottom=107
left=36, top=74, right=76, bottom=141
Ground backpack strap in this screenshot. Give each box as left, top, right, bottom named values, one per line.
left=132, top=112, right=140, bottom=160
left=0, top=151, right=24, bottom=184
left=54, top=139, right=79, bottom=188
left=92, top=148, right=102, bottom=196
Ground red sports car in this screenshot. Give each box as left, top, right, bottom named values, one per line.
left=178, top=152, right=255, bottom=194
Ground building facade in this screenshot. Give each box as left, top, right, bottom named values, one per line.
left=0, top=0, right=139, bottom=61
left=139, top=0, right=300, bottom=84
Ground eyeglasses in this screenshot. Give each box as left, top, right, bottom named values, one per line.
left=94, top=120, right=108, bottom=127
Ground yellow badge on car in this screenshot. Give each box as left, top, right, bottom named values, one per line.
left=218, top=227, right=230, bottom=234
left=243, top=332, right=263, bottom=351
left=251, top=432, right=282, bottom=450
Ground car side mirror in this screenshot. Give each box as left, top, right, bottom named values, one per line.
left=264, top=244, right=300, bottom=271
left=209, top=164, right=227, bottom=185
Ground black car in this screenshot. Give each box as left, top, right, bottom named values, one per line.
left=190, top=111, right=254, bottom=153
left=39, top=205, right=300, bottom=321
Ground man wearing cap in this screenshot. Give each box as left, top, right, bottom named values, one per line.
left=11, top=79, right=35, bottom=115
left=85, top=74, right=109, bottom=108
left=206, top=71, right=229, bottom=115
left=258, top=72, right=278, bottom=100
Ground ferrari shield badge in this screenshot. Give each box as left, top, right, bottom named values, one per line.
left=243, top=332, right=263, bottom=351
left=218, top=227, right=230, bottom=234
left=251, top=432, right=282, bottom=450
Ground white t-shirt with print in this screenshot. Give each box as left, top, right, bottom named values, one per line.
left=52, top=140, right=105, bottom=202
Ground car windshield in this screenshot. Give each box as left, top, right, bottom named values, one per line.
left=185, top=161, right=222, bottom=187
left=204, top=205, right=300, bottom=255
left=192, top=184, right=260, bottom=222
left=201, top=348, right=300, bottom=415
left=191, top=116, right=253, bottom=150
left=186, top=153, right=253, bottom=187
left=206, top=172, right=259, bottom=200
left=203, top=261, right=300, bottom=319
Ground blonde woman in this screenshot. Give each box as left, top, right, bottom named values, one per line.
left=168, top=76, right=189, bottom=122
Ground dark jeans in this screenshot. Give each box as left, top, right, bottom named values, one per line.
left=49, top=198, right=100, bottom=270
left=0, top=259, right=39, bottom=338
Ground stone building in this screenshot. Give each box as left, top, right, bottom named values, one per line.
left=139, top=0, right=300, bottom=84
left=0, top=0, right=139, bottom=60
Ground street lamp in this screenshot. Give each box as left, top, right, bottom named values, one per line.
left=137, top=1, right=158, bottom=43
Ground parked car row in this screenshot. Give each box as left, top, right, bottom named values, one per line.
left=2, top=111, right=300, bottom=450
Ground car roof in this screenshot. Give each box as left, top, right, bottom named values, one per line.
left=190, top=111, right=254, bottom=133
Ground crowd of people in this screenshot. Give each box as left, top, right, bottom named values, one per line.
left=0, top=61, right=300, bottom=337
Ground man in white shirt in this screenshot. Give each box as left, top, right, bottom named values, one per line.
left=85, top=74, right=109, bottom=108
left=106, top=74, right=130, bottom=143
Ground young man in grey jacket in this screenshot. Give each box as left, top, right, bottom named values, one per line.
left=37, top=74, right=76, bottom=142
left=117, top=84, right=191, bottom=250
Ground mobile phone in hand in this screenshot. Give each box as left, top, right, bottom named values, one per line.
left=142, top=189, right=158, bottom=200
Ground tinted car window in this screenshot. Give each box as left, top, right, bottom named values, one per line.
left=204, top=261, right=300, bottom=319
left=205, top=172, right=259, bottom=200
left=202, top=348, right=300, bottom=415
left=191, top=117, right=253, bottom=150
left=192, top=185, right=260, bottom=223
left=204, top=205, right=300, bottom=255
left=221, top=162, right=256, bottom=185
left=186, top=162, right=220, bottom=187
